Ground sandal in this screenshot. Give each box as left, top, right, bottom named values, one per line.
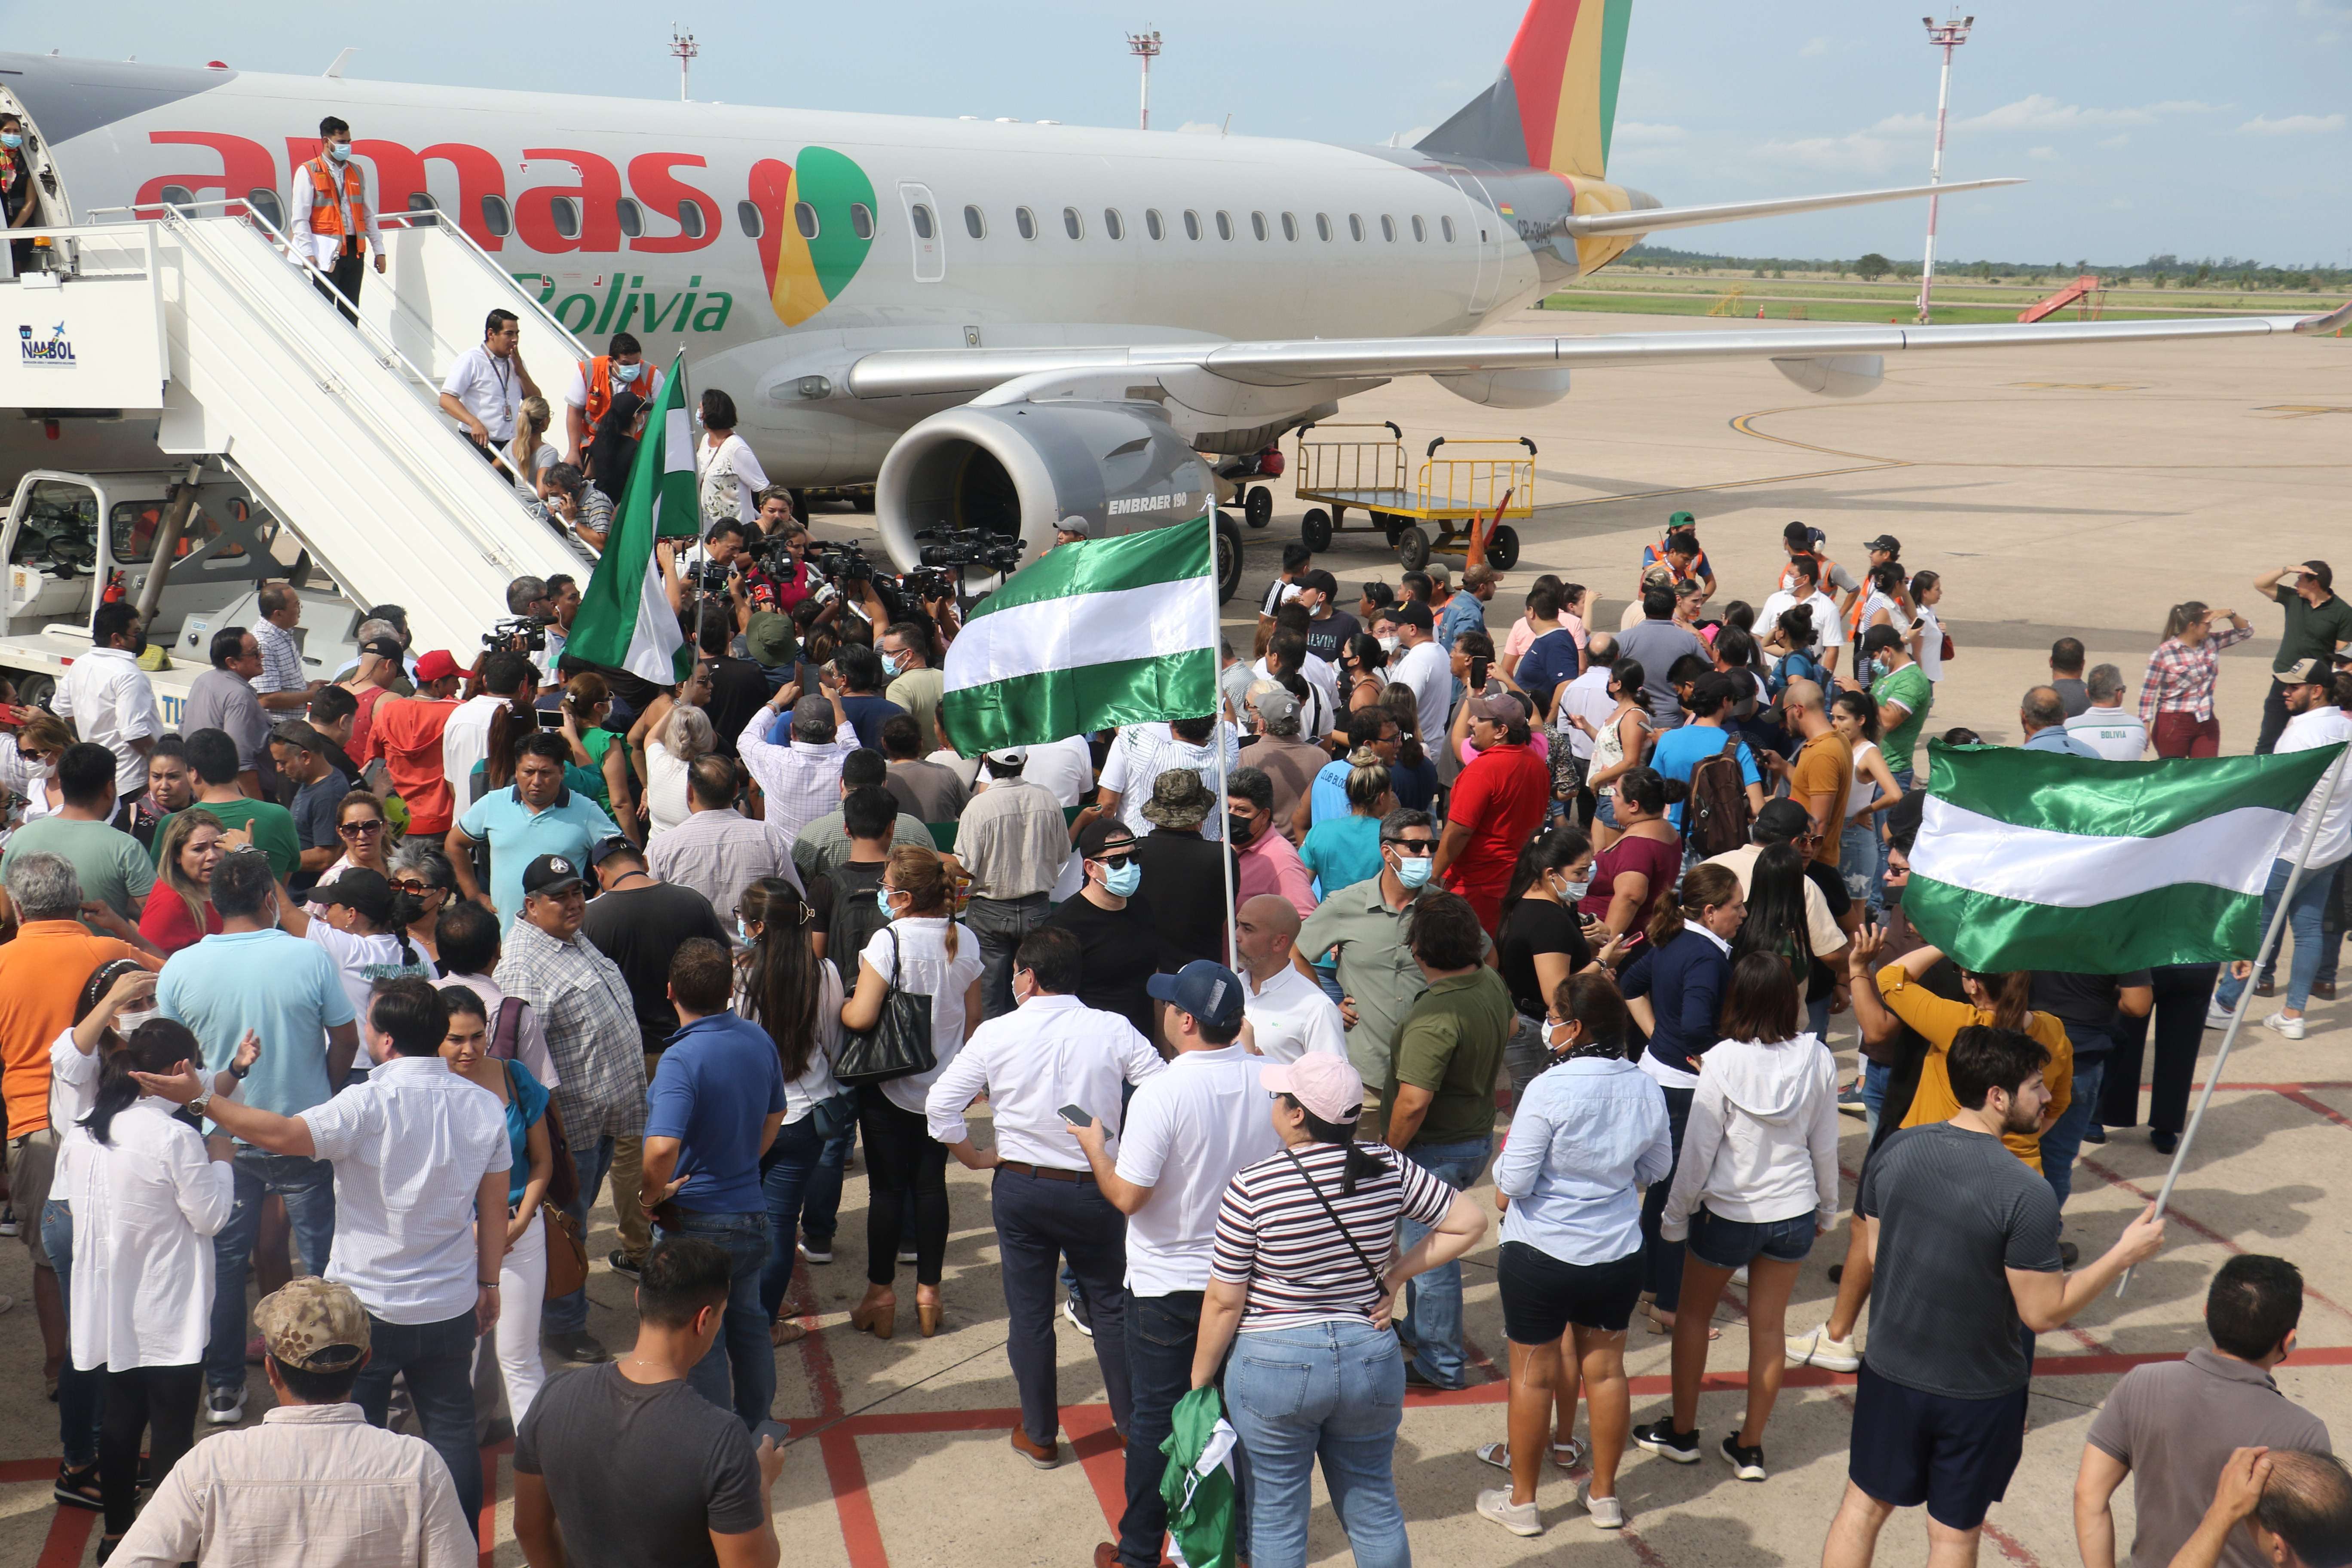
left=1476, top=1439, right=1591, bottom=1473
left=770, top=1319, right=808, bottom=1347
left=1644, top=1305, right=1722, bottom=1341
left=55, top=1461, right=102, bottom=1512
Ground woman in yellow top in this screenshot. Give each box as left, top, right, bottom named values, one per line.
left=1852, top=942, right=2072, bottom=1171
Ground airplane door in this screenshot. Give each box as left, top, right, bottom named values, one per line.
left=1449, top=172, right=1502, bottom=315
left=899, top=182, right=945, bottom=283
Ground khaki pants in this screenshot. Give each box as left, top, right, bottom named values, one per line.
left=606, top=1050, right=663, bottom=1263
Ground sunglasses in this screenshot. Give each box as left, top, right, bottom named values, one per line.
left=1383, top=839, right=1435, bottom=857
left=392, top=877, right=437, bottom=895
left=1089, top=853, right=1135, bottom=870
left=338, top=820, right=384, bottom=837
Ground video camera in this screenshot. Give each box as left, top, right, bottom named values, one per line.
left=810, top=538, right=880, bottom=585
left=483, top=615, right=552, bottom=656
left=914, top=526, right=1026, bottom=579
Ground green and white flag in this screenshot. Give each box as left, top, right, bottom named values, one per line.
left=939, top=517, right=1217, bottom=755
left=1907, top=741, right=2349, bottom=974
left=566, top=351, right=699, bottom=683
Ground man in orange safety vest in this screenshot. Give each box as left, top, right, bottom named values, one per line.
left=564, top=332, right=661, bottom=472
left=288, top=115, right=384, bottom=324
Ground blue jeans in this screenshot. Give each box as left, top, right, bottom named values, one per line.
left=545, top=1133, right=615, bottom=1336
left=799, top=1121, right=852, bottom=1251
left=2217, top=858, right=2334, bottom=1013
left=1640, top=1085, right=1695, bottom=1311
left=43, top=1199, right=102, bottom=1467
left=207, top=1148, right=337, bottom=1392
left=1397, top=1137, right=1490, bottom=1389
left=966, top=891, right=1051, bottom=1021
left=1841, top=820, right=1883, bottom=913
left=354, top=1309, right=482, bottom=1540
left=1225, top=1320, right=1408, bottom=1568
left=2041, top=1055, right=2107, bottom=1213
left=656, top=1208, right=775, bottom=1430
left=1862, top=1059, right=1891, bottom=1139
left=759, top=1116, right=826, bottom=1320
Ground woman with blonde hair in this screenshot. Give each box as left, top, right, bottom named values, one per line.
left=508, top=395, right=559, bottom=507
left=11, top=709, right=73, bottom=821
left=141, top=811, right=225, bottom=956
left=2141, top=599, right=2254, bottom=759
left=1299, top=749, right=1392, bottom=896
left=839, top=843, right=981, bottom=1340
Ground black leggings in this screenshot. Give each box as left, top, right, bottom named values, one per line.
left=101, top=1362, right=202, bottom=1535
left=859, top=1087, right=949, bottom=1287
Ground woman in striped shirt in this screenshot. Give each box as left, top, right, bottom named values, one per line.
left=1191, top=1054, right=1488, bottom=1568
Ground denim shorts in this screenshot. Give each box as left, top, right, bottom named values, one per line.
left=1686, top=1207, right=1816, bottom=1270
left=1497, top=1241, right=1644, bottom=1342
left=1595, top=793, right=1620, bottom=830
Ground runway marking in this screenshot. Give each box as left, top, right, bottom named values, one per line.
left=1731, top=400, right=2352, bottom=469
left=2079, top=1156, right=2352, bottom=1325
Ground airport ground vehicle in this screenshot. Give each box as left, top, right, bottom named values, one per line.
left=1290, top=423, right=1534, bottom=571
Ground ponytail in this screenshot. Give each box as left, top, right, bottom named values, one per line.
left=1293, top=1099, right=1391, bottom=1195
left=82, top=1019, right=201, bottom=1148
left=481, top=695, right=538, bottom=792
left=1973, top=970, right=2034, bottom=1033
left=1650, top=861, right=1742, bottom=949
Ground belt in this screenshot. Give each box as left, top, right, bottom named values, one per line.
left=997, top=1160, right=1094, bottom=1183
left=11, top=1129, right=60, bottom=1148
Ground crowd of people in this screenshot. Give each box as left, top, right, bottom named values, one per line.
left=0, top=484, right=2349, bottom=1568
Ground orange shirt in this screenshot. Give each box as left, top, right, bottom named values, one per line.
left=1877, top=962, right=2073, bottom=1172
left=0, top=921, right=160, bottom=1136
left=362, top=695, right=462, bottom=835
left=1790, top=729, right=1853, bottom=869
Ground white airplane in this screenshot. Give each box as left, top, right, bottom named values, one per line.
left=2, top=0, right=2343, bottom=593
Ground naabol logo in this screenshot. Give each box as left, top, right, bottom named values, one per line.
left=19, top=322, right=76, bottom=365
left=749, top=148, right=877, bottom=328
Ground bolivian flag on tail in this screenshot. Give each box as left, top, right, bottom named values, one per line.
left=940, top=517, right=1218, bottom=755
left=1906, top=741, right=2349, bottom=974
left=566, top=351, right=699, bottom=683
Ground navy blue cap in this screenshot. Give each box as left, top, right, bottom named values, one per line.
left=1147, top=960, right=1246, bottom=1032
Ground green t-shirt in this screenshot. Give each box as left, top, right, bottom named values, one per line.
left=1390, top=966, right=1513, bottom=1148
left=2271, top=585, right=2352, bottom=673
left=1, top=814, right=156, bottom=927
left=148, top=799, right=303, bottom=881
left=1873, top=663, right=1935, bottom=776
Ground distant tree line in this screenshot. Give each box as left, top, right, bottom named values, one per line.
left=1622, top=243, right=2347, bottom=291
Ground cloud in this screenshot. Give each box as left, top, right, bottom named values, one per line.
left=2238, top=112, right=2346, bottom=133
left=2098, top=134, right=2131, bottom=148
left=1751, top=130, right=1908, bottom=174
left=2028, top=145, right=2060, bottom=160
left=1956, top=95, right=2218, bottom=132
left=1801, top=36, right=1831, bottom=57
left=1614, top=121, right=1687, bottom=145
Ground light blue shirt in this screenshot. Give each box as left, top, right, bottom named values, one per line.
left=2022, top=727, right=2104, bottom=760
left=156, top=929, right=358, bottom=1120
left=1436, top=590, right=1487, bottom=652
left=457, top=784, right=621, bottom=931
left=1308, top=758, right=1352, bottom=827
left=1495, top=1054, right=1673, bottom=1265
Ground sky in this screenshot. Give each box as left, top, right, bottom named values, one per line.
left=11, top=0, right=2347, bottom=266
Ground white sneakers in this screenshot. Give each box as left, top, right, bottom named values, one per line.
left=2205, top=1001, right=2238, bottom=1030
left=1786, top=1325, right=1862, bottom=1372
left=2263, top=1011, right=2308, bottom=1041
left=1477, top=1488, right=1543, bottom=1536
left=1582, top=1487, right=1626, bottom=1529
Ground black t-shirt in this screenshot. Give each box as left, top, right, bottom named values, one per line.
left=2031, top=970, right=2151, bottom=1058
left=1801, top=861, right=1850, bottom=1001
left=1497, top=897, right=1590, bottom=1020
left=1131, top=830, right=1239, bottom=968
left=513, top=1362, right=766, bottom=1568
left=823, top=858, right=890, bottom=978
left=1303, top=609, right=1362, bottom=667
left=703, top=655, right=770, bottom=760
left=1042, top=891, right=1170, bottom=1042
left=579, top=880, right=732, bottom=1054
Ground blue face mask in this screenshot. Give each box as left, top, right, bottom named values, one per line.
left=327, top=141, right=352, bottom=163
left=879, top=652, right=903, bottom=679
left=734, top=916, right=752, bottom=943
left=612, top=361, right=642, bottom=384
left=1100, top=861, right=1142, bottom=898
left=1393, top=853, right=1433, bottom=890
left=876, top=887, right=897, bottom=917
left=0, top=133, right=21, bottom=151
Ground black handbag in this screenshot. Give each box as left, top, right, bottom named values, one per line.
left=832, top=928, right=937, bottom=1086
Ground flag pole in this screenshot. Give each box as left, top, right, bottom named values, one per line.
left=2118, top=745, right=2347, bottom=1296
left=1208, top=504, right=1239, bottom=969
left=673, top=349, right=710, bottom=686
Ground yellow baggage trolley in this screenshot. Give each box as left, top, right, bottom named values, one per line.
left=1289, top=422, right=1535, bottom=571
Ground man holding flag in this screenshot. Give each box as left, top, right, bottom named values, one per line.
left=565, top=351, right=701, bottom=711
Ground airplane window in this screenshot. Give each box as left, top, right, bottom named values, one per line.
left=678, top=200, right=705, bottom=239
left=159, top=184, right=196, bottom=211
left=1280, top=211, right=1298, bottom=242
left=851, top=203, right=874, bottom=239
left=1016, top=206, right=1037, bottom=240
left=1183, top=209, right=1201, bottom=240
left=1380, top=214, right=1396, bottom=242
left=1145, top=208, right=1165, bottom=240
left=245, top=189, right=285, bottom=231
left=735, top=200, right=763, bottom=238
left=1441, top=215, right=1455, bottom=243
left=1411, top=215, right=1426, bottom=242
left=616, top=198, right=645, bottom=239
left=795, top=202, right=819, bottom=239
left=964, top=205, right=986, bottom=239
left=484, top=194, right=514, bottom=238
left=1104, top=208, right=1124, bottom=240
left=1316, top=213, right=1332, bottom=242
left=1063, top=206, right=1084, bottom=240
left=1348, top=213, right=1363, bottom=242
left=1250, top=211, right=1267, bottom=241
left=551, top=197, right=581, bottom=241
left=404, top=193, right=438, bottom=213
left=1214, top=210, right=1233, bottom=241
left=910, top=204, right=934, bottom=240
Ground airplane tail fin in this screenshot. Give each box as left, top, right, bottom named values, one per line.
left=1418, top=0, right=1632, bottom=179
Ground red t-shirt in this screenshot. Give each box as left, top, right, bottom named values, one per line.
left=362, top=695, right=461, bottom=834
left=1443, top=742, right=1553, bottom=932
left=348, top=685, right=394, bottom=761
left=140, top=883, right=222, bottom=957
left=1577, top=830, right=1685, bottom=953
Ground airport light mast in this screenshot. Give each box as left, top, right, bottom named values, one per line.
left=1127, top=31, right=1162, bottom=130
left=1915, top=12, right=1973, bottom=324
left=671, top=25, right=699, bottom=102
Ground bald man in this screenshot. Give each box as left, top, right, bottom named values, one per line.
left=1233, top=894, right=1347, bottom=1063
left=1775, top=677, right=1853, bottom=870
left=2166, top=1449, right=2352, bottom=1568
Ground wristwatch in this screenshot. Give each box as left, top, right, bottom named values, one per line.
left=229, top=1060, right=252, bottom=1081
left=187, top=1091, right=213, bottom=1121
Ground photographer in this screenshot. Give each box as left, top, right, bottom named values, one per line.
left=701, top=519, right=778, bottom=631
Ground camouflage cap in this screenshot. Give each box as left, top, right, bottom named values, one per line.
left=253, top=1277, right=371, bottom=1372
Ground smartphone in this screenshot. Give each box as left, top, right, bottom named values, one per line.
left=1057, top=1103, right=1095, bottom=1130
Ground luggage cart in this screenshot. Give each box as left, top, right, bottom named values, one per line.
left=1290, top=423, right=1534, bottom=571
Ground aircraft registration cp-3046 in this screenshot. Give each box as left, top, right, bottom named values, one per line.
left=3, top=0, right=2345, bottom=585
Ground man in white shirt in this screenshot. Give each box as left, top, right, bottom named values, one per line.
left=1758, top=554, right=1848, bottom=673
left=441, top=650, right=532, bottom=805
left=1020, top=733, right=1096, bottom=809
left=2064, top=664, right=2151, bottom=761
left=55, top=600, right=161, bottom=799
left=736, top=686, right=860, bottom=840
left=1234, top=894, right=1346, bottom=1063
left=1069, top=959, right=1281, bottom=1568
left=251, top=585, right=318, bottom=712
left=108, top=1277, right=476, bottom=1568
left=957, top=747, right=1077, bottom=1018
left=1555, top=631, right=1620, bottom=760
left=1090, top=715, right=1241, bottom=842
left=1386, top=598, right=1452, bottom=749
left=437, top=308, right=539, bottom=459
left=287, top=116, right=386, bottom=321
left=925, top=926, right=1165, bottom=1470
left=145, top=977, right=511, bottom=1543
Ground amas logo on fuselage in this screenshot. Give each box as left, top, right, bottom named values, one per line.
left=19, top=323, right=75, bottom=365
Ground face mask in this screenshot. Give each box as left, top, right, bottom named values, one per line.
left=1553, top=873, right=1591, bottom=901
left=1100, top=861, right=1142, bottom=898
left=1546, top=1022, right=1577, bottom=1057
left=1377, top=635, right=1400, bottom=655
left=29, top=760, right=54, bottom=780
left=879, top=652, right=903, bottom=679
left=1393, top=854, right=1433, bottom=890
left=734, top=916, right=752, bottom=943
left=1228, top=814, right=1258, bottom=845
left=328, top=141, right=352, bottom=163
left=612, top=361, right=642, bottom=384
left=0, top=134, right=21, bottom=151
left=875, top=887, right=897, bottom=916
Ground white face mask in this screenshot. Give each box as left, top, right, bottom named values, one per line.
left=1551, top=872, right=1592, bottom=902
left=1377, top=635, right=1400, bottom=655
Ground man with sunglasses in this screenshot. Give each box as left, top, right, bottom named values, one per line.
left=271, top=721, right=346, bottom=888
left=1043, top=820, right=1178, bottom=1047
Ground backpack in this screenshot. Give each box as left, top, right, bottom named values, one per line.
left=1685, top=732, right=1755, bottom=858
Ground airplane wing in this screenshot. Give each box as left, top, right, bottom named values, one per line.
left=842, top=300, right=2352, bottom=400
left=1563, top=178, right=2024, bottom=237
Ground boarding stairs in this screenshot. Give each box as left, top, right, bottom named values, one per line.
left=0, top=205, right=591, bottom=656
left=2019, top=275, right=2106, bottom=324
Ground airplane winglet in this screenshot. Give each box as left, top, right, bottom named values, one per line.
left=2292, top=299, right=2352, bottom=336
left=325, top=47, right=358, bottom=79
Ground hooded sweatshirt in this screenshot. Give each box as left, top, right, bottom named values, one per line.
left=1658, top=1031, right=1840, bottom=1239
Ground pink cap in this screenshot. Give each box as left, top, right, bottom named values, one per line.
left=1261, top=1054, right=1364, bottom=1125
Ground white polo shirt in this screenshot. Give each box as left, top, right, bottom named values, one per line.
left=2063, top=705, right=2149, bottom=762
left=439, top=692, right=510, bottom=801
left=1115, top=1044, right=1284, bottom=1297
left=922, top=992, right=1164, bottom=1169
left=440, top=345, right=523, bottom=444
left=300, top=1055, right=510, bottom=1326
left=55, top=644, right=162, bottom=794
left=1757, top=588, right=1848, bottom=651
left=1240, top=964, right=1347, bottom=1065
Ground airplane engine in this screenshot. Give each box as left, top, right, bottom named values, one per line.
left=874, top=401, right=1241, bottom=601
left=1434, top=367, right=1575, bottom=408
left=1770, top=354, right=1885, bottom=398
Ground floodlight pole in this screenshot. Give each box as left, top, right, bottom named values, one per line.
left=1127, top=31, right=1162, bottom=131
left=1917, top=13, right=1973, bottom=325
left=671, top=26, right=699, bottom=102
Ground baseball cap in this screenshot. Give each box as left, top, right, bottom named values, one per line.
left=1464, top=692, right=1518, bottom=723
left=1301, top=569, right=1340, bottom=599
left=1055, top=514, right=1092, bottom=539
left=1863, top=533, right=1902, bottom=555
left=1076, top=817, right=1136, bottom=861
left=1392, top=600, right=1433, bottom=631
left=1668, top=511, right=1696, bottom=529
left=1249, top=686, right=1301, bottom=726
left=586, top=835, right=638, bottom=867
left=982, top=745, right=1029, bottom=768
left=1147, top=960, right=1246, bottom=1032
left=358, top=633, right=404, bottom=661
left=308, top=867, right=395, bottom=924
left=1261, top=1054, right=1365, bottom=1125
left=1752, top=797, right=1813, bottom=844
left=2277, top=657, right=2328, bottom=685
left=413, top=649, right=462, bottom=683
left=253, top=1277, right=371, bottom=1373
left=1860, top=624, right=1905, bottom=655
left=521, top=852, right=586, bottom=897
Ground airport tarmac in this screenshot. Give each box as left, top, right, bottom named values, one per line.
left=1, top=308, right=2347, bottom=1565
